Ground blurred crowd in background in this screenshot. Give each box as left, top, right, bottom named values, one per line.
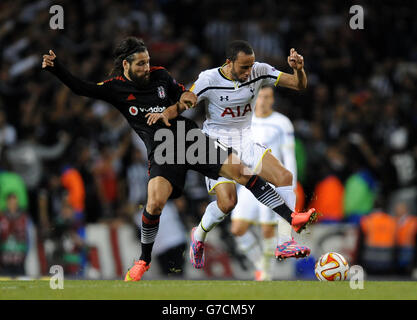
left=0, top=0, right=416, bottom=278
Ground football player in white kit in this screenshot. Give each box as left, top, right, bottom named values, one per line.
left=146, top=40, right=316, bottom=269
left=186, top=40, right=315, bottom=269
left=231, top=85, right=308, bottom=281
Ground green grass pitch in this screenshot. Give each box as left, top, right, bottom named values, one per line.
left=0, top=280, right=416, bottom=300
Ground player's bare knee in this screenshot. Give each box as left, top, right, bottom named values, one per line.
left=217, top=196, right=237, bottom=214
left=227, top=164, right=243, bottom=183
left=282, top=169, right=293, bottom=186
left=231, top=164, right=251, bottom=185
left=146, top=198, right=166, bottom=215
left=272, top=168, right=293, bottom=187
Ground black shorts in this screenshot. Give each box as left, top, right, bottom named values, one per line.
left=148, top=131, right=234, bottom=199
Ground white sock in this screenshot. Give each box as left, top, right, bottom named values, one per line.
left=260, top=236, right=276, bottom=280
left=235, top=230, right=263, bottom=271
left=194, top=201, right=227, bottom=242
left=274, top=186, right=295, bottom=245
left=277, top=216, right=292, bottom=245
left=275, top=185, right=296, bottom=212
left=262, top=236, right=276, bottom=257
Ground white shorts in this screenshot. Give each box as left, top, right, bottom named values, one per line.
left=205, top=138, right=270, bottom=195
left=231, top=185, right=278, bottom=225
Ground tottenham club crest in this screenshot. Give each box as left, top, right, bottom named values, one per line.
left=157, top=86, right=166, bottom=99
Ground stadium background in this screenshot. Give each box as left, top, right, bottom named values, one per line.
left=0, top=0, right=416, bottom=280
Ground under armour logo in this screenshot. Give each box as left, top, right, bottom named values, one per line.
left=220, top=96, right=229, bottom=101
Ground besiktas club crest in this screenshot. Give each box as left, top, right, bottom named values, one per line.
left=129, top=106, right=138, bottom=115
left=157, top=86, right=166, bottom=99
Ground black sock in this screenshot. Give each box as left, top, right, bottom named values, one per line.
left=245, top=175, right=293, bottom=224
left=139, top=208, right=161, bottom=264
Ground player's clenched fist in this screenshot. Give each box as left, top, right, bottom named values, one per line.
left=179, top=91, right=197, bottom=110
left=287, top=48, right=304, bottom=71
left=42, top=50, right=56, bottom=68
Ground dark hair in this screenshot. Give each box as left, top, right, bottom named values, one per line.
left=110, top=37, right=147, bottom=76
left=226, top=40, right=254, bottom=61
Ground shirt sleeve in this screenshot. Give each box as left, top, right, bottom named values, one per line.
left=189, top=72, right=211, bottom=104
left=45, top=59, right=116, bottom=104
left=253, top=62, right=282, bottom=87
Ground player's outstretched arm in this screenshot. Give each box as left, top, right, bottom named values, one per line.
left=42, top=50, right=113, bottom=102
left=276, top=48, right=307, bottom=91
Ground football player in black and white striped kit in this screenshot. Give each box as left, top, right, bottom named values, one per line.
left=187, top=41, right=316, bottom=269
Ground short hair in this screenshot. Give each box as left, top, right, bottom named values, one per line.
left=110, top=37, right=147, bottom=76
left=226, top=40, right=254, bottom=61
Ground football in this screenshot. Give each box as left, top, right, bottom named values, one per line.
left=315, top=252, right=349, bottom=281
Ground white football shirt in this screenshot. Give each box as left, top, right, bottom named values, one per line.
left=251, top=111, right=297, bottom=188
left=190, top=62, right=282, bottom=150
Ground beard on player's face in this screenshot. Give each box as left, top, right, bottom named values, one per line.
left=128, top=67, right=150, bottom=86
left=231, top=64, right=249, bottom=83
